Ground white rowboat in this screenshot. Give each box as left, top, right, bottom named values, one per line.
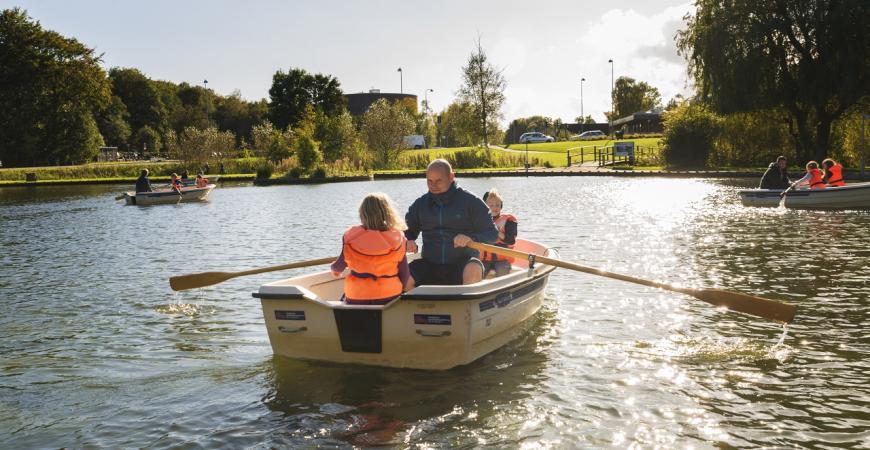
left=122, top=184, right=216, bottom=205
left=739, top=182, right=870, bottom=209
left=253, top=238, right=557, bottom=370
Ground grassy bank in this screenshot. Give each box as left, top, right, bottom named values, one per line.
left=0, top=159, right=261, bottom=182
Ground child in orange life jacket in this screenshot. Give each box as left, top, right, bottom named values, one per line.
left=169, top=173, right=183, bottom=193
left=789, top=161, right=826, bottom=190
left=195, top=172, right=209, bottom=188
left=822, top=158, right=845, bottom=187
left=331, top=193, right=410, bottom=305
left=481, top=189, right=518, bottom=278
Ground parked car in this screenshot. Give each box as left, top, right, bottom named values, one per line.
left=519, top=132, right=555, bottom=143
left=570, top=130, right=607, bottom=140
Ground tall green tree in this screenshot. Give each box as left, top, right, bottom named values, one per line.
left=458, top=39, right=506, bottom=147
left=268, top=68, right=345, bottom=130
left=362, top=99, right=414, bottom=168
left=677, top=0, right=870, bottom=163
left=438, top=101, right=479, bottom=147
left=0, top=8, right=110, bottom=166
left=108, top=68, right=169, bottom=140
left=610, top=76, right=661, bottom=119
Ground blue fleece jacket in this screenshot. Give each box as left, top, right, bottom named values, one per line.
left=404, top=182, right=499, bottom=264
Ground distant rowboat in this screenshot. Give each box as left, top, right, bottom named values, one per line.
left=739, top=182, right=870, bottom=209
left=122, top=184, right=215, bottom=205
left=252, top=238, right=557, bottom=370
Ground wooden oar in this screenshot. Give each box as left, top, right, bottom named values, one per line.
left=169, top=256, right=335, bottom=291
left=467, top=242, right=796, bottom=323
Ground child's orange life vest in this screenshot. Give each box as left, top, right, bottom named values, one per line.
left=481, top=214, right=517, bottom=263
left=826, top=164, right=845, bottom=187
left=342, top=226, right=406, bottom=302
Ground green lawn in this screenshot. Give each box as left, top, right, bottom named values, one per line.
left=502, top=137, right=663, bottom=154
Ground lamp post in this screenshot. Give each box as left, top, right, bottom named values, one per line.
left=203, top=79, right=208, bottom=89
left=397, top=67, right=403, bottom=94
left=608, top=59, right=614, bottom=136
left=580, top=77, right=586, bottom=133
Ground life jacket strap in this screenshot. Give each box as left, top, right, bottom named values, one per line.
left=350, top=270, right=398, bottom=279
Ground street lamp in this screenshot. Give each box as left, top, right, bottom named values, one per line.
left=608, top=59, right=614, bottom=136
left=397, top=67, right=403, bottom=94
left=580, top=77, right=586, bottom=133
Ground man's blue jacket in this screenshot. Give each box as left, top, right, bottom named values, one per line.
left=404, top=182, right=499, bottom=265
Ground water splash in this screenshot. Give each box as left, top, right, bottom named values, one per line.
left=154, top=290, right=202, bottom=316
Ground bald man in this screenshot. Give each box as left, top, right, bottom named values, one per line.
left=404, top=159, right=499, bottom=287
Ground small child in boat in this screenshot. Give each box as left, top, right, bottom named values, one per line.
left=195, top=172, right=209, bottom=188
left=822, top=158, right=845, bottom=187
left=169, top=173, right=183, bottom=193
left=331, top=193, right=410, bottom=305
left=481, top=189, right=518, bottom=278
left=789, top=161, right=826, bottom=191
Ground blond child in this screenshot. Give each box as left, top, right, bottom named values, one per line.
left=331, top=193, right=410, bottom=304
left=481, top=189, right=518, bottom=277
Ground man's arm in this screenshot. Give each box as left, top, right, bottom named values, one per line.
left=404, top=200, right=421, bottom=241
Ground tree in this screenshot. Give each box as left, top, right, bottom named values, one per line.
left=661, top=102, right=722, bottom=168
left=458, top=38, right=506, bottom=147
left=268, top=68, right=345, bottom=130
left=362, top=99, right=414, bottom=168
left=108, top=68, right=168, bottom=140
left=96, top=96, right=132, bottom=149
left=611, top=76, right=661, bottom=119
left=165, top=126, right=234, bottom=168
left=214, top=91, right=268, bottom=146
left=574, top=115, right=596, bottom=124
left=315, top=110, right=365, bottom=161
left=0, top=8, right=110, bottom=166
left=295, top=134, right=322, bottom=171
left=133, top=125, right=162, bottom=157
left=677, top=0, right=870, bottom=163
left=438, top=102, right=478, bottom=147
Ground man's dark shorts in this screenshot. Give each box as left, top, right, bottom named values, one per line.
left=409, top=257, right=484, bottom=286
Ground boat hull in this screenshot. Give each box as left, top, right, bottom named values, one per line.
left=739, top=182, right=870, bottom=209
left=123, top=184, right=215, bottom=205
left=253, top=239, right=556, bottom=370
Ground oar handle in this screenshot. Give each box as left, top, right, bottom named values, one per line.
left=467, top=242, right=796, bottom=323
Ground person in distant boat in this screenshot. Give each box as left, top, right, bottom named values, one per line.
left=195, top=172, right=209, bottom=188
left=822, top=158, right=845, bottom=187
left=481, top=189, right=518, bottom=278
left=404, top=159, right=498, bottom=286
left=135, top=169, right=153, bottom=193
left=169, top=173, right=183, bottom=193
left=331, top=193, right=410, bottom=305
left=759, top=156, right=792, bottom=189
left=181, top=170, right=190, bottom=181
left=789, top=161, right=827, bottom=191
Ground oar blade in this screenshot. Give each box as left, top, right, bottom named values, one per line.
left=692, top=289, right=796, bottom=323
left=169, top=271, right=234, bottom=291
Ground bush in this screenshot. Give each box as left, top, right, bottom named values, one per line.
left=287, top=167, right=303, bottom=179
left=255, top=161, right=274, bottom=179
left=661, top=103, right=721, bottom=168
left=295, top=135, right=323, bottom=171
left=311, top=167, right=327, bottom=179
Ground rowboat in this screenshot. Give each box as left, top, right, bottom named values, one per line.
left=122, top=184, right=216, bottom=205
left=252, top=238, right=557, bottom=370
left=739, top=182, right=870, bottom=209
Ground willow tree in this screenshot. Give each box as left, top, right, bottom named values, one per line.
left=677, top=0, right=870, bottom=163
left=458, top=39, right=505, bottom=148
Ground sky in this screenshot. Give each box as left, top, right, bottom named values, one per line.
left=5, top=0, right=696, bottom=125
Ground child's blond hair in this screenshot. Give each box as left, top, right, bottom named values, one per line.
left=806, top=161, right=819, bottom=170
left=483, top=188, right=503, bottom=206
left=359, top=193, right=406, bottom=231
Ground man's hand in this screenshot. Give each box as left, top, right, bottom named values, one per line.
left=331, top=270, right=341, bottom=278
left=453, top=234, right=472, bottom=248
left=406, top=240, right=418, bottom=253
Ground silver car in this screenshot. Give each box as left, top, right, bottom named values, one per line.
left=519, top=132, right=555, bottom=143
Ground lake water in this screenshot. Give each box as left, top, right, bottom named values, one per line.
left=1, top=177, right=868, bottom=448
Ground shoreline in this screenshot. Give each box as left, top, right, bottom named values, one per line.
left=3, top=167, right=869, bottom=187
